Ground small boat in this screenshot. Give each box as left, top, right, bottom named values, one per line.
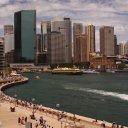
left=10, top=71, right=21, bottom=76
left=35, top=75, right=40, bottom=80
left=81, top=69, right=99, bottom=74
left=106, top=69, right=115, bottom=73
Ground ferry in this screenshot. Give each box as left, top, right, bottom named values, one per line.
left=52, top=67, right=83, bottom=75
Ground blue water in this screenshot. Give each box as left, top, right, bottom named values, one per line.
left=4, top=72, right=128, bottom=126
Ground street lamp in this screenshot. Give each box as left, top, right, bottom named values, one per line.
left=31, top=98, right=35, bottom=118
left=14, top=94, right=17, bottom=98
left=56, top=103, right=64, bottom=128
left=14, top=94, right=17, bottom=107
left=56, top=103, right=60, bottom=108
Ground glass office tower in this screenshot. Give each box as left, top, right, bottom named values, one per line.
left=14, top=10, right=36, bottom=62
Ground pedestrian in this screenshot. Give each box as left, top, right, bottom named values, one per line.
left=21, top=116, right=24, bottom=125
left=43, top=120, right=47, bottom=128
left=18, top=117, right=21, bottom=124
left=39, top=116, right=43, bottom=125
left=25, top=116, right=27, bottom=122
left=35, top=120, right=38, bottom=128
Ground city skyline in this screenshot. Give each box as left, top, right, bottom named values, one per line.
left=0, top=0, right=128, bottom=50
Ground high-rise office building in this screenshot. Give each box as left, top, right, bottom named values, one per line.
left=73, top=23, right=83, bottom=59
left=14, top=10, right=36, bottom=62
left=100, top=26, right=114, bottom=56
left=35, top=34, right=47, bottom=65
left=119, top=43, right=124, bottom=56
left=52, top=18, right=72, bottom=63
left=47, top=32, right=65, bottom=64
left=5, top=50, right=14, bottom=67
left=4, top=33, right=14, bottom=66
left=114, top=35, right=119, bottom=55
left=4, top=25, right=13, bottom=35
left=36, top=34, right=41, bottom=64
left=124, top=41, right=128, bottom=56
left=85, top=25, right=95, bottom=53
left=41, top=21, right=51, bottom=52
left=74, top=34, right=87, bottom=63
left=4, top=33, right=14, bottom=54
left=0, top=37, right=5, bottom=69
left=36, top=34, right=42, bottom=53
left=73, top=23, right=83, bottom=42
left=4, top=25, right=14, bottom=65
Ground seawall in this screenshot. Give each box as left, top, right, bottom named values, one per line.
left=0, top=77, right=28, bottom=92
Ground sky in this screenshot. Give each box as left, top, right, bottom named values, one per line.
left=0, top=0, right=128, bottom=50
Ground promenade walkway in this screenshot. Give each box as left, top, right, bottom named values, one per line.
left=0, top=102, right=61, bottom=128
left=0, top=101, right=105, bottom=128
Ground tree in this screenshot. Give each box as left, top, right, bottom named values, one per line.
left=117, top=63, right=126, bottom=70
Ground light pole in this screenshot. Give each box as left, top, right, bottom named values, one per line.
left=32, top=98, right=35, bottom=118
left=14, top=94, right=17, bottom=107
left=14, top=94, right=17, bottom=98
left=56, top=103, right=60, bottom=109
left=56, top=103, right=63, bottom=128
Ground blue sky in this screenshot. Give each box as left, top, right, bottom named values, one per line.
left=0, top=0, right=128, bottom=50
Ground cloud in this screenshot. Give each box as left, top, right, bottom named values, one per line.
left=0, top=0, right=128, bottom=49
left=0, top=0, right=10, bottom=5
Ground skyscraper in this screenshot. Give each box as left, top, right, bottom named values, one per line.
left=100, top=26, right=114, bottom=56
left=4, top=25, right=13, bottom=35
left=119, top=43, right=124, bottom=56
left=85, top=25, right=95, bottom=53
left=114, top=35, right=119, bottom=55
left=73, top=23, right=83, bottom=42
left=4, top=33, right=14, bottom=54
left=52, top=18, right=72, bottom=63
left=124, top=41, right=128, bottom=56
left=0, top=37, right=5, bottom=69
left=4, top=25, right=14, bottom=66
left=47, top=32, right=65, bottom=64
left=41, top=21, right=51, bottom=52
left=14, top=10, right=36, bottom=62
left=74, top=34, right=87, bottom=63
left=73, top=23, right=83, bottom=59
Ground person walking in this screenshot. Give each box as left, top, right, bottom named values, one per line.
left=21, top=116, right=24, bottom=125
left=25, top=116, right=27, bottom=123
left=18, top=117, right=21, bottom=124
left=35, top=120, right=38, bottom=128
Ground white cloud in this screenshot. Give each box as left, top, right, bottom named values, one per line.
left=0, top=0, right=10, bottom=5
left=0, top=0, right=128, bottom=50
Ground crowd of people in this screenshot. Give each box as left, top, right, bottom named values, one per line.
left=0, top=74, right=24, bottom=84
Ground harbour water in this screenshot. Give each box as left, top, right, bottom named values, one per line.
left=4, top=72, right=128, bottom=126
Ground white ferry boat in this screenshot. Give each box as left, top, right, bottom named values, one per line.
left=52, top=67, right=82, bottom=75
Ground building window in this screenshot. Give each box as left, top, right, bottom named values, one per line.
left=109, top=30, right=111, bottom=33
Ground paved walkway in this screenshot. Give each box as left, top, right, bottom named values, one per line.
left=0, top=101, right=107, bottom=128
left=0, top=102, right=61, bottom=128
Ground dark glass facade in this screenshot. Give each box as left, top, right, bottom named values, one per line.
left=14, top=10, right=36, bottom=62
